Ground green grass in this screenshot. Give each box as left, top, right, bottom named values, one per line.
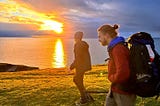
left=0, top=65, right=160, bottom=106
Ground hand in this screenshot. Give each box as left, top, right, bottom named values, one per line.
left=67, top=67, right=73, bottom=74
left=70, top=63, right=75, bottom=70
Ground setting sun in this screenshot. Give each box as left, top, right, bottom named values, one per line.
left=40, top=20, right=63, bottom=34
left=0, top=0, right=64, bottom=34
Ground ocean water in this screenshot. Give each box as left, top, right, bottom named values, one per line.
left=0, top=37, right=160, bottom=69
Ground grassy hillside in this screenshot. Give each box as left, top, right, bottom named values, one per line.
left=0, top=65, right=160, bottom=106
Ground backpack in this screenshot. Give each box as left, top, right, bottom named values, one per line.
left=127, top=32, right=160, bottom=98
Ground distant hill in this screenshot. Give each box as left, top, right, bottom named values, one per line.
left=0, top=30, right=35, bottom=37
left=0, top=30, right=70, bottom=38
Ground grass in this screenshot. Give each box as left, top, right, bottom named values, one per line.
left=0, top=65, right=160, bottom=106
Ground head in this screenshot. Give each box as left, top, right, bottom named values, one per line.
left=74, top=31, right=83, bottom=42
left=97, top=24, right=119, bottom=46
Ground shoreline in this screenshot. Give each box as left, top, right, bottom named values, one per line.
left=0, top=63, right=39, bottom=72
left=0, top=62, right=107, bottom=72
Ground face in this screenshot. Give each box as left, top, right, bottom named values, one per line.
left=74, top=38, right=78, bottom=43
left=74, top=38, right=81, bottom=43
left=98, top=31, right=109, bottom=46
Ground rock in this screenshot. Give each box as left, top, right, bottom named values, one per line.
left=0, top=63, right=39, bottom=72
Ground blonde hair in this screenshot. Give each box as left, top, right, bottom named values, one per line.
left=97, top=24, right=119, bottom=38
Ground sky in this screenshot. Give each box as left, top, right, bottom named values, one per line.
left=0, top=0, right=160, bottom=37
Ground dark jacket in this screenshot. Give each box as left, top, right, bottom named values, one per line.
left=70, top=41, right=91, bottom=71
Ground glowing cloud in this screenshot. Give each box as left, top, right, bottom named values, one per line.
left=0, top=0, right=63, bottom=34
left=40, top=20, right=63, bottom=34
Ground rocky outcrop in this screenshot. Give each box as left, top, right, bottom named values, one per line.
left=0, top=63, right=39, bottom=72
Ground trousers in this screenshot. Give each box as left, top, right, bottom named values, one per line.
left=104, top=89, right=136, bottom=106
left=73, top=70, right=86, bottom=98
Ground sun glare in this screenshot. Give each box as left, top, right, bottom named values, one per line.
left=52, top=39, right=65, bottom=68
left=40, top=20, right=63, bottom=34
left=0, top=0, right=64, bottom=34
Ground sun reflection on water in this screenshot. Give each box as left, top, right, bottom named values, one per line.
left=52, top=38, right=65, bottom=68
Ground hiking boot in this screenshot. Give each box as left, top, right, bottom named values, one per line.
left=75, top=96, right=94, bottom=106
left=75, top=98, right=89, bottom=106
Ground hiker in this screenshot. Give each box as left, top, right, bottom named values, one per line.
left=97, top=24, right=136, bottom=106
left=69, top=31, right=94, bottom=105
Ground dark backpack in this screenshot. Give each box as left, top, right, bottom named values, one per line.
left=127, top=32, right=160, bottom=98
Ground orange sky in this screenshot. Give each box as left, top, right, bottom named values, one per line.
left=0, top=0, right=159, bottom=37
left=0, top=0, right=71, bottom=35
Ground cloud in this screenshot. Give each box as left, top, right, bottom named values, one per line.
left=0, top=0, right=160, bottom=37
left=0, top=0, right=64, bottom=34
left=0, top=22, right=38, bottom=31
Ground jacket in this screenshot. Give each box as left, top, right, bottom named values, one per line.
left=70, top=41, right=91, bottom=71
left=108, top=37, right=132, bottom=95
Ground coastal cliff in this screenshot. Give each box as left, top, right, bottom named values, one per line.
left=0, top=63, right=39, bottom=72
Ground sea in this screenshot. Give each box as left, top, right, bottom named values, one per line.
left=0, top=37, right=160, bottom=69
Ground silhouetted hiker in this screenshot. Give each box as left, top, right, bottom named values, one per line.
left=70, top=31, right=94, bottom=105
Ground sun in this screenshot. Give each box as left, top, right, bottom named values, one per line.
left=0, top=0, right=64, bottom=34
left=40, top=20, right=63, bottom=34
